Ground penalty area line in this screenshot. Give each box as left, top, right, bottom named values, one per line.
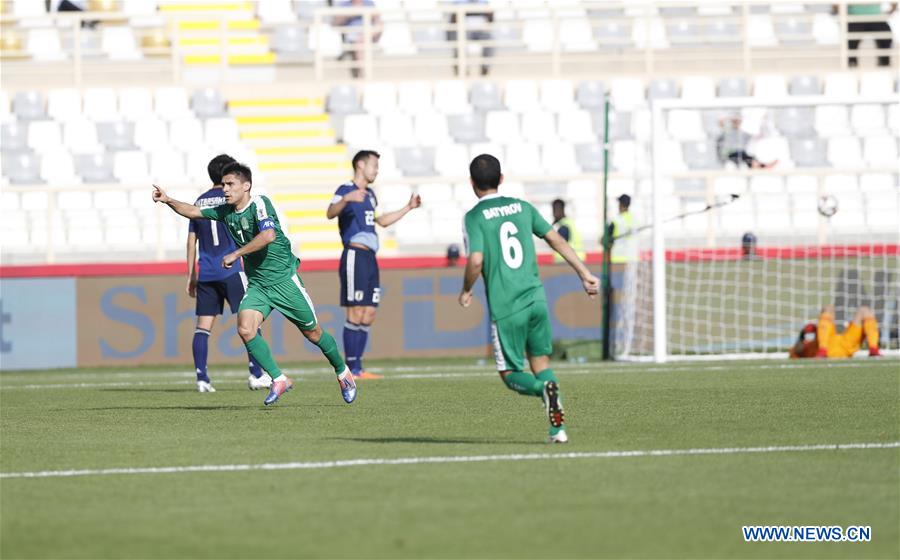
left=2, top=441, right=897, bottom=480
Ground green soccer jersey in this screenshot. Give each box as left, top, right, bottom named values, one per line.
left=200, top=194, right=298, bottom=287
left=464, top=193, right=552, bottom=321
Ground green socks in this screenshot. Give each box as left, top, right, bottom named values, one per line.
left=536, top=368, right=565, bottom=434
left=502, top=371, right=544, bottom=396
left=313, top=330, right=346, bottom=375
left=244, top=336, right=283, bottom=379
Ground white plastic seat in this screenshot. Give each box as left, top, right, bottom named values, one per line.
left=169, top=118, right=204, bottom=152
left=342, top=114, right=379, bottom=146
left=823, top=73, right=858, bottom=97
left=850, top=104, right=887, bottom=135
left=539, top=79, right=576, bottom=111
left=420, top=182, right=454, bottom=204
left=414, top=113, right=451, bottom=145
left=753, top=75, right=788, bottom=98
left=681, top=76, right=715, bottom=100
left=83, top=88, right=118, bottom=121
left=58, top=191, right=92, bottom=211
left=520, top=111, right=556, bottom=143
left=134, top=118, right=168, bottom=151
left=747, top=14, right=777, bottom=47
left=454, top=182, right=478, bottom=206
left=560, top=18, right=597, bottom=52
left=609, top=78, right=644, bottom=110
left=362, top=83, right=398, bottom=116
left=379, top=114, right=415, bottom=146
left=557, top=109, right=596, bottom=143
left=204, top=118, right=240, bottom=148
left=829, top=197, right=866, bottom=231
left=863, top=136, right=899, bottom=167
left=859, top=72, right=894, bottom=96
left=434, top=143, right=468, bottom=176
left=859, top=173, right=896, bottom=193
left=611, top=140, right=640, bottom=173
left=822, top=174, right=860, bottom=195
left=826, top=137, right=863, bottom=169
left=47, top=89, right=81, bottom=122
left=397, top=81, right=432, bottom=114
left=119, top=88, right=154, bottom=120
left=39, top=149, right=77, bottom=184
left=504, top=79, right=540, bottom=112
left=94, top=190, right=129, bottom=210
left=26, top=29, right=65, bottom=61
left=812, top=13, right=839, bottom=45
left=667, top=110, right=705, bottom=141
left=523, top=19, right=554, bottom=52
left=469, top=142, right=504, bottom=163
left=433, top=80, right=470, bottom=114
left=749, top=175, right=785, bottom=193
left=27, top=121, right=63, bottom=153
left=113, top=151, right=149, bottom=183
left=101, top=27, right=142, bottom=60
left=155, top=87, right=191, bottom=120
left=484, top=111, right=520, bottom=144
left=785, top=174, right=818, bottom=193
left=506, top=143, right=542, bottom=175
left=541, top=142, right=579, bottom=174
left=713, top=176, right=747, bottom=197
left=150, top=150, right=186, bottom=183
left=63, top=119, right=102, bottom=154
left=814, top=105, right=851, bottom=138
left=379, top=22, right=416, bottom=55
left=257, top=0, right=296, bottom=24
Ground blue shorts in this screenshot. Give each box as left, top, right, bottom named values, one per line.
left=339, top=246, right=380, bottom=307
left=196, top=273, right=247, bottom=316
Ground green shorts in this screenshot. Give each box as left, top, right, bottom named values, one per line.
left=490, top=300, right=553, bottom=372
left=239, top=273, right=318, bottom=331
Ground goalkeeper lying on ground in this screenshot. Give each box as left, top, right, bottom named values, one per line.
left=790, top=304, right=882, bottom=359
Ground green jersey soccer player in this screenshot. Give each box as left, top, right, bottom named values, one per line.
left=152, top=161, right=357, bottom=406
left=459, top=154, right=600, bottom=443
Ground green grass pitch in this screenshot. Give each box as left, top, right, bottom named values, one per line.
left=1, top=358, right=898, bottom=559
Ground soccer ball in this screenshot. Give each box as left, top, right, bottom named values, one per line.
left=817, top=195, right=838, bottom=217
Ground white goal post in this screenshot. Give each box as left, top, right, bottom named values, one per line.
left=637, top=93, right=900, bottom=363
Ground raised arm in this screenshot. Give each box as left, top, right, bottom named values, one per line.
left=326, top=188, right=367, bottom=219
left=458, top=251, right=483, bottom=307
left=152, top=185, right=203, bottom=220
left=544, top=229, right=600, bottom=298
left=376, top=194, right=421, bottom=227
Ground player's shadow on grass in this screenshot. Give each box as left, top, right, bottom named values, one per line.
left=331, top=436, right=535, bottom=445
left=100, top=388, right=199, bottom=393
left=82, top=405, right=258, bottom=411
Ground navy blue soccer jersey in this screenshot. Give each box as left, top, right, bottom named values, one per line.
left=189, top=187, right=242, bottom=282
left=333, top=182, right=379, bottom=251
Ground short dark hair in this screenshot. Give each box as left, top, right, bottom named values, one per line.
left=618, top=194, right=631, bottom=209
left=207, top=154, right=236, bottom=185
left=220, top=161, right=252, bottom=185
left=552, top=199, right=565, bottom=210
left=352, top=150, right=380, bottom=170
left=469, top=154, right=501, bottom=191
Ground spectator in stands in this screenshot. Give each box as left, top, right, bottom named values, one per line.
left=187, top=155, right=272, bottom=393
left=551, top=199, right=584, bottom=262
left=446, top=0, right=494, bottom=76
left=789, top=304, right=882, bottom=358
left=716, top=115, right=777, bottom=169
left=841, top=3, right=896, bottom=67
left=333, top=0, right=382, bottom=78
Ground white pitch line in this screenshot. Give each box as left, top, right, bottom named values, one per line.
left=2, top=442, right=897, bottom=480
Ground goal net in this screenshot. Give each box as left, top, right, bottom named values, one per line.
left=616, top=94, right=899, bottom=362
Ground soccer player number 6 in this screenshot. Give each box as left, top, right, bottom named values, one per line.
left=500, top=221, right=523, bottom=269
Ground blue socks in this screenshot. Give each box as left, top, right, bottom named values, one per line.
left=343, top=322, right=371, bottom=374
left=192, top=328, right=210, bottom=382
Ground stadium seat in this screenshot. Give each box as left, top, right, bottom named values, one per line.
left=398, top=81, right=433, bottom=114
left=559, top=18, right=597, bottom=52
left=26, top=28, right=65, bottom=61
left=83, top=88, right=118, bottom=122
left=826, top=137, right=862, bottom=169
left=154, top=87, right=191, bottom=120
left=27, top=121, right=63, bottom=153
left=363, top=83, right=398, bottom=115
left=667, top=19, right=703, bottom=48
left=504, top=79, right=540, bottom=112
left=343, top=114, right=378, bottom=146
left=575, top=80, right=606, bottom=111
left=717, top=77, right=748, bottom=98
left=813, top=105, right=850, bottom=137
left=775, top=106, right=815, bottom=137
left=849, top=104, right=886, bottom=135
left=380, top=114, right=416, bottom=146
left=414, top=113, right=451, bottom=145
left=2, top=152, right=42, bottom=184
left=204, top=118, right=240, bottom=148
left=681, top=140, right=720, bottom=170
left=380, top=22, right=417, bottom=55
left=823, top=73, right=858, bottom=97
left=575, top=143, right=604, bottom=172
left=785, top=174, right=818, bottom=193
left=863, top=136, right=899, bottom=167
left=681, top=76, right=716, bottom=101
left=484, top=111, right=520, bottom=143
left=12, top=91, right=45, bottom=121
left=611, top=140, right=643, bottom=173
left=506, top=142, right=543, bottom=174
left=326, top=85, right=361, bottom=115
left=468, top=142, right=503, bottom=163
left=647, top=79, right=678, bottom=100
left=788, top=75, right=820, bottom=95
left=257, top=0, right=297, bottom=23
left=748, top=175, right=785, bottom=194
left=557, top=109, right=596, bottom=143
left=859, top=72, right=894, bottom=96
left=774, top=16, right=813, bottom=44
left=447, top=113, right=486, bottom=143
left=47, top=89, right=81, bottom=122
left=57, top=191, right=91, bottom=210
left=97, top=122, right=136, bottom=151
left=412, top=25, right=454, bottom=57
left=133, top=118, right=168, bottom=151
left=632, top=16, right=668, bottom=49
left=434, top=143, right=468, bottom=176
left=119, top=88, right=154, bottom=121
left=522, top=19, right=554, bottom=52
left=704, top=20, right=741, bottom=46
left=1, top=122, right=29, bottom=152
left=63, top=119, right=103, bottom=154
left=889, top=104, right=900, bottom=135
left=76, top=153, right=115, bottom=183
left=667, top=110, right=705, bottom=141
left=113, top=151, right=149, bottom=183
left=609, top=78, right=644, bottom=110
left=746, top=14, right=777, bottom=47
left=394, top=146, right=436, bottom=176
left=169, top=118, right=204, bottom=153
left=433, top=81, right=470, bottom=114
left=713, top=176, right=747, bottom=197
left=101, top=27, right=142, bottom=60
left=812, top=12, right=840, bottom=45
left=594, top=111, right=632, bottom=140
left=191, top=88, right=227, bottom=119
left=272, top=25, right=312, bottom=60
left=753, top=75, right=788, bottom=98
left=540, top=79, right=576, bottom=111
left=541, top=142, right=579, bottom=174
left=859, top=173, right=896, bottom=193
left=790, top=138, right=828, bottom=167
left=521, top=111, right=556, bottom=143
left=149, top=149, right=187, bottom=183
left=307, top=22, right=343, bottom=58
left=594, top=20, right=632, bottom=49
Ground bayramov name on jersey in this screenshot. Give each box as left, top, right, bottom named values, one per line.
left=482, top=202, right=523, bottom=220
left=197, top=196, right=226, bottom=209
